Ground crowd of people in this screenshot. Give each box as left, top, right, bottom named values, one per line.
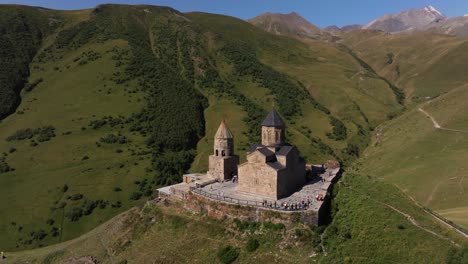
left=259, top=192, right=327, bottom=211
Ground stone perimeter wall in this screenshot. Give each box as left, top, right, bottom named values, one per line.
left=183, top=192, right=322, bottom=226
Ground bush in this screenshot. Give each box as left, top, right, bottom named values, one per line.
left=217, top=245, right=239, bottom=264
left=30, top=229, right=47, bottom=241
left=233, top=219, right=260, bottom=232
left=114, top=187, right=122, bottom=192
left=70, top=193, right=83, bottom=200
left=0, top=157, right=11, bottom=173
left=326, top=116, right=347, bottom=141
left=24, top=78, right=43, bottom=92
left=100, top=134, right=128, bottom=144
left=245, top=237, right=260, bottom=252
left=6, top=126, right=56, bottom=142
left=130, top=191, right=142, bottom=200
left=66, top=207, right=83, bottom=222
left=263, top=221, right=285, bottom=231
left=46, top=219, right=54, bottom=225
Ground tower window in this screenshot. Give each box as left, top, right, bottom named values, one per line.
left=216, top=150, right=219, bottom=156
left=222, top=150, right=226, bottom=157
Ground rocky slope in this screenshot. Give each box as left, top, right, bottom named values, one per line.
left=247, top=12, right=332, bottom=40
left=363, top=5, right=446, bottom=32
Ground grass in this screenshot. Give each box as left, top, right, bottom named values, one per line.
left=190, top=95, right=249, bottom=173
left=0, top=39, right=151, bottom=250
left=358, top=84, right=468, bottom=229
left=323, top=173, right=464, bottom=263
left=4, top=173, right=465, bottom=264
left=4, top=202, right=314, bottom=264
left=342, top=31, right=468, bottom=102
left=259, top=37, right=401, bottom=128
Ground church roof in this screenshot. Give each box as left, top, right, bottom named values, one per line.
left=247, top=144, right=263, bottom=154
left=257, top=147, right=275, bottom=158
left=267, top=162, right=285, bottom=171
left=261, top=109, right=285, bottom=127
left=276, top=145, right=294, bottom=156
left=215, top=120, right=233, bottom=139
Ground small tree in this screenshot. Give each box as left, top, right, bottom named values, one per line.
left=245, top=238, right=260, bottom=252
left=217, top=245, right=239, bottom=264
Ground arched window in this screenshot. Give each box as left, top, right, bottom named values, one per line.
left=222, top=150, right=226, bottom=157
left=216, top=149, right=219, bottom=156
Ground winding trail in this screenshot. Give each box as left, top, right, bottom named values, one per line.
left=418, top=108, right=468, bottom=133
left=338, top=181, right=461, bottom=244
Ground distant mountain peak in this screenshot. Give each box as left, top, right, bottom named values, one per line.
left=247, top=11, right=324, bottom=39
left=363, top=5, right=446, bottom=33
left=424, top=5, right=443, bottom=17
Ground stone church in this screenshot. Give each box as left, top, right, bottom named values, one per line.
left=208, top=109, right=306, bottom=200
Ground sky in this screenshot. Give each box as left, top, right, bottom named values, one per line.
left=1, top=0, right=468, bottom=27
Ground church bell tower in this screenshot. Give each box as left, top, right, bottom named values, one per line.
left=208, top=120, right=239, bottom=181
left=261, top=109, right=285, bottom=149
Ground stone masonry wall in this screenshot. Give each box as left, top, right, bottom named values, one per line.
left=184, top=192, right=319, bottom=226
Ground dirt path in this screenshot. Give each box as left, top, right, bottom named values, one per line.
left=418, top=108, right=468, bottom=133
left=339, top=182, right=460, bottom=244
left=393, top=183, right=468, bottom=240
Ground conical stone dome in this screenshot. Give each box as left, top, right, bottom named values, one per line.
left=215, top=120, right=233, bottom=139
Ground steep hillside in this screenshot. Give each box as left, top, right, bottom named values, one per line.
left=358, top=84, right=468, bottom=229
left=341, top=30, right=468, bottom=102
left=426, top=15, right=468, bottom=37
left=0, top=6, right=57, bottom=119
left=5, top=173, right=466, bottom=263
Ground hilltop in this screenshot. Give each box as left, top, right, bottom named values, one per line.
left=247, top=12, right=325, bottom=39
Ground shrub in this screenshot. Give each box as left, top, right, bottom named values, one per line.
left=24, top=78, right=44, bottom=92
left=114, top=187, right=122, bottom=192
left=100, top=134, right=128, bottom=144
left=217, top=245, right=239, bottom=264
left=66, top=207, right=83, bottom=222
left=263, top=221, right=285, bottom=231
left=9, top=147, right=16, bottom=153
left=233, top=219, right=260, bottom=232
left=130, top=191, right=142, bottom=200
left=245, top=237, right=260, bottom=252
left=70, top=193, right=83, bottom=200
left=46, top=219, right=55, bottom=225
left=62, top=184, right=69, bottom=193
left=6, top=126, right=56, bottom=142
left=0, top=157, right=11, bottom=173
left=82, top=200, right=98, bottom=215
left=326, top=116, right=347, bottom=141
left=31, top=229, right=47, bottom=241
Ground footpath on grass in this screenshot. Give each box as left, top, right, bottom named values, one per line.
left=418, top=108, right=468, bottom=133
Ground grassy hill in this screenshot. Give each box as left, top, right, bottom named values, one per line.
left=4, top=173, right=466, bottom=263
left=357, top=84, right=468, bottom=229
left=338, top=29, right=468, bottom=229
left=341, top=30, right=468, bottom=103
